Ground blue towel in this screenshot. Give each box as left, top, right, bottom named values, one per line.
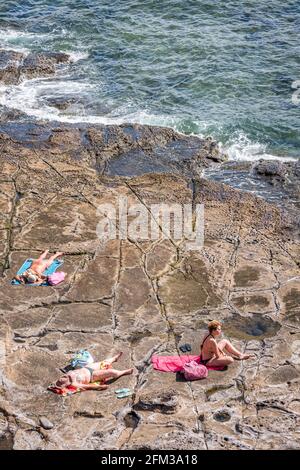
left=11, top=258, right=63, bottom=286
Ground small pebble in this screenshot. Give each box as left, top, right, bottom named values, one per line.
left=39, top=417, right=54, bottom=430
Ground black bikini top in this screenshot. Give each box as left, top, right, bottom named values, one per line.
left=200, top=333, right=213, bottom=350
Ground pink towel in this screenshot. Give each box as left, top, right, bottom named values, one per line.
left=151, top=354, right=225, bottom=372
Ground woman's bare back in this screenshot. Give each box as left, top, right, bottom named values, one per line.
left=201, top=335, right=218, bottom=361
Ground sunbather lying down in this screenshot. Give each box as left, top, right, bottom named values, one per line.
left=13, top=249, right=63, bottom=285
left=55, top=352, right=133, bottom=391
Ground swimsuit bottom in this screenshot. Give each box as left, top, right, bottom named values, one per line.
left=85, top=361, right=112, bottom=384
left=85, top=367, right=94, bottom=381
left=200, top=356, right=210, bottom=366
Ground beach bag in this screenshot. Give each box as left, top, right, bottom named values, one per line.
left=47, top=271, right=65, bottom=286
left=71, top=349, right=94, bottom=369
left=183, top=360, right=208, bottom=381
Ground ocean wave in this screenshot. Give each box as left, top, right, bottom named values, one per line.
left=0, top=73, right=297, bottom=163
left=220, top=133, right=297, bottom=162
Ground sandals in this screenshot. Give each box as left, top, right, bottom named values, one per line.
left=179, top=343, right=192, bottom=353
left=115, top=388, right=133, bottom=399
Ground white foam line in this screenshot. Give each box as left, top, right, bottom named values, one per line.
left=0, top=72, right=298, bottom=163
left=0, top=78, right=95, bottom=121
left=0, top=28, right=47, bottom=40
left=66, top=51, right=90, bottom=63
left=0, top=44, right=30, bottom=54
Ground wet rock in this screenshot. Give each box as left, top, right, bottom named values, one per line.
left=20, top=53, right=57, bottom=78
left=204, top=160, right=300, bottom=235
left=0, top=50, right=23, bottom=85
left=123, top=410, right=140, bottom=429
left=252, top=160, right=300, bottom=223
left=252, top=160, right=287, bottom=180
left=213, top=409, right=232, bottom=422
left=0, top=50, right=70, bottom=85
left=0, top=106, right=28, bottom=122
left=134, top=391, right=178, bottom=414
left=222, top=314, right=281, bottom=340
left=230, top=292, right=275, bottom=314
left=44, top=96, right=80, bottom=111
left=42, top=52, right=70, bottom=64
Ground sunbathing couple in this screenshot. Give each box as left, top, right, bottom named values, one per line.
left=53, top=321, right=252, bottom=392
left=13, top=250, right=63, bottom=285
left=55, top=352, right=133, bottom=391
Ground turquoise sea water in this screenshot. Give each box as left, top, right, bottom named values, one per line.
left=0, top=0, right=299, bottom=160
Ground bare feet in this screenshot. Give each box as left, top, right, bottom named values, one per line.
left=235, top=353, right=255, bottom=360
left=112, top=352, right=123, bottom=362
left=56, top=252, right=64, bottom=257
left=123, top=368, right=134, bottom=376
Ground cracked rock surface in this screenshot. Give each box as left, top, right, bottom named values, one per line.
left=0, top=120, right=299, bottom=450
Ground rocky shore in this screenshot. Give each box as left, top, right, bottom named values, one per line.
left=0, top=52, right=299, bottom=450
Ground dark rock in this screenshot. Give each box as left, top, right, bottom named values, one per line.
left=134, top=391, right=178, bottom=414
left=42, top=52, right=70, bottom=64
left=252, top=160, right=287, bottom=180
left=43, top=96, right=80, bottom=111
left=20, top=53, right=56, bottom=78
left=123, top=411, right=140, bottom=429
left=0, top=49, right=23, bottom=85
left=213, top=410, right=232, bottom=422
left=0, top=106, right=28, bottom=122
left=0, top=50, right=70, bottom=85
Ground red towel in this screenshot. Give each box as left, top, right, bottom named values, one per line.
left=48, top=384, right=80, bottom=396
left=151, top=354, right=225, bottom=372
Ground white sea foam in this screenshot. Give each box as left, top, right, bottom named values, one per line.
left=0, top=77, right=95, bottom=120
left=0, top=28, right=48, bottom=52
left=220, top=133, right=297, bottom=162
left=0, top=27, right=90, bottom=60
left=0, top=28, right=47, bottom=41
left=0, top=71, right=297, bottom=163
left=67, top=51, right=90, bottom=63
left=0, top=44, right=30, bottom=54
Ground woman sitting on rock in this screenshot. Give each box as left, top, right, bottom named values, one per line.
left=55, top=352, right=134, bottom=391
left=13, top=249, right=63, bottom=285
left=200, top=320, right=254, bottom=367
